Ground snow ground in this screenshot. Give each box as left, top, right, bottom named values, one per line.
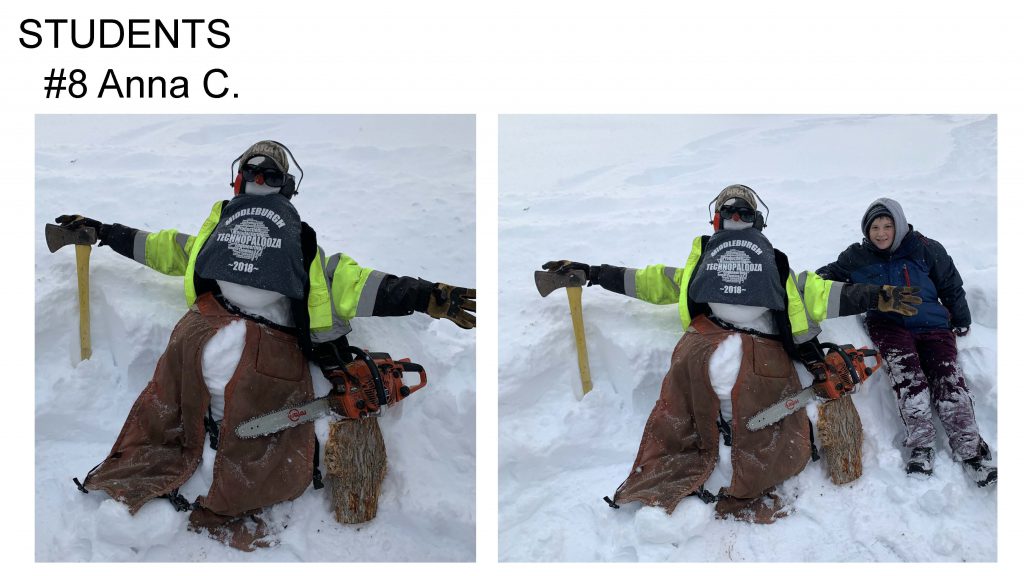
left=498, top=115, right=997, bottom=562
left=34, top=115, right=476, bottom=562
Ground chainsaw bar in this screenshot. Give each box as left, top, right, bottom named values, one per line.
left=235, top=397, right=336, bottom=439
left=746, top=386, right=818, bottom=431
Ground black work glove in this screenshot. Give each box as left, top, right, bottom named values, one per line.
left=541, top=260, right=600, bottom=286
left=426, top=283, right=476, bottom=329
left=952, top=326, right=970, bottom=337
left=875, top=285, right=923, bottom=317
left=54, top=214, right=111, bottom=245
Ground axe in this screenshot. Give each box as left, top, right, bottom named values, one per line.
left=45, top=223, right=97, bottom=361
left=535, top=269, right=592, bottom=397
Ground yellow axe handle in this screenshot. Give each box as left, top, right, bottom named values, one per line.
left=565, top=286, right=592, bottom=396
left=75, top=244, right=92, bottom=361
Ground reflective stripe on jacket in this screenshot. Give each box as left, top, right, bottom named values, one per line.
left=624, top=236, right=843, bottom=343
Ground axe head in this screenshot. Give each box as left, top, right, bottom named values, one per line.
left=535, top=269, right=586, bottom=297
left=45, top=223, right=97, bottom=254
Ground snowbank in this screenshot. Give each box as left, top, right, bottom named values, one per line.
left=34, top=115, right=476, bottom=561
left=498, top=115, right=997, bottom=562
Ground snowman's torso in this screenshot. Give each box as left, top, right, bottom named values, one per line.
left=702, top=303, right=779, bottom=495
left=202, top=282, right=294, bottom=421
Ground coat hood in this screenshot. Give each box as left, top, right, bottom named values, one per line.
left=861, top=197, right=910, bottom=252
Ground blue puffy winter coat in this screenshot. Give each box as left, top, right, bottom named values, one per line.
left=816, top=205, right=970, bottom=333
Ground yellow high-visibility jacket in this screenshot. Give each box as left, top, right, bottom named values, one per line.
left=623, top=236, right=845, bottom=345
left=133, top=201, right=388, bottom=341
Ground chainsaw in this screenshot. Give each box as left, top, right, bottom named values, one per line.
left=235, top=346, right=427, bottom=439
left=746, top=343, right=882, bottom=431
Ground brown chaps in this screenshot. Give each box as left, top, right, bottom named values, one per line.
left=612, top=315, right=811, bottom=523
left=82, top=293, right=315, bottom=549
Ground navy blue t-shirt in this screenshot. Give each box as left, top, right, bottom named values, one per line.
left=195, top=193, right=307, bottom=299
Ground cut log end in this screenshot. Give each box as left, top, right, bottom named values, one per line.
left=324, top=418, right=387, bottom=524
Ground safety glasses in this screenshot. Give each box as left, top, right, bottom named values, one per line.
left=240, top=164, right=286, bottom=187
left=719, top=205, right=756, bottom=222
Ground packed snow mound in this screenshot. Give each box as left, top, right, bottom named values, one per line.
left=498, top=115, right=997, bottom=562
left=35, top=115, right=476, bottom=562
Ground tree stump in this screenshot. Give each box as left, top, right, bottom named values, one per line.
left=324, top=418, right=387, bottom=524
left=816, top=395, right=864, bottom=485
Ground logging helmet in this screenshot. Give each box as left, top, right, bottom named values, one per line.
left=230, top=140, right=304, bottom=199
left=709, top=184, right=768, bottom=231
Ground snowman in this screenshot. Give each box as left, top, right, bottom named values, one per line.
left=61, top=140, right=475, bottom=549
left=183, top=148, right=315, bottom=502
left=693, top=194, right=783, bottom=497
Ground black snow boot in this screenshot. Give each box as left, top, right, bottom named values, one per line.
left=963, top=456, right=997, bottom=487
left=905, top=447, right=934, bottom=476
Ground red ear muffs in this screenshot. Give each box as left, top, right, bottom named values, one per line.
left=712, top=213, right=722, bottom=231
left=233, top=173, right=244, bottom=196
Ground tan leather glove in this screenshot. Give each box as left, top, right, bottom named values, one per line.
left=427, top=283, right=476, bottom=329
left=877, top=285, right=923, bottom=316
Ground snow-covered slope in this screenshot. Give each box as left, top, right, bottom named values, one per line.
left=34, top=115, right=476, bottom=561
left=498, top=115, right=997, bottom=562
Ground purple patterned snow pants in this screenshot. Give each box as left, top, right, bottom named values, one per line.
left=866, top=317, right=988, bottom=461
